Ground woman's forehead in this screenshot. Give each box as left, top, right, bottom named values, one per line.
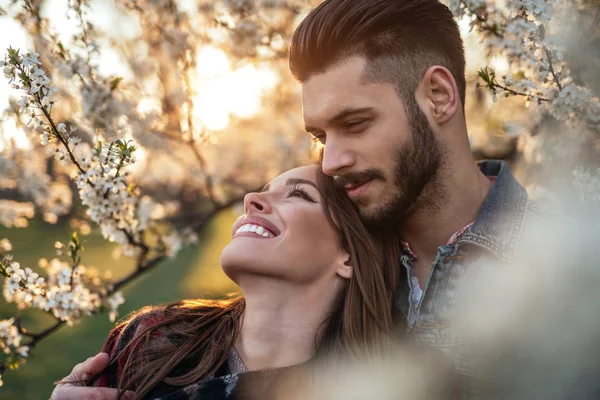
left=270, top=165, right=317, bottom=188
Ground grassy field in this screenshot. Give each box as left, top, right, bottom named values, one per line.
left=0, top=209, right=240, bottom=400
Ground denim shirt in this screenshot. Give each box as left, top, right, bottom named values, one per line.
left=393, top=160, right=556, bottom=397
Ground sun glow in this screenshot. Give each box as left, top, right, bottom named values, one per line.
left=193, top=46, right=279, bottom=131
left=0, top=119, right=32, bottom=153
left=0, top=16, right=32, bottom=153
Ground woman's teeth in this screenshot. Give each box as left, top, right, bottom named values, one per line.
left=235, top=224, right=274, bottom=237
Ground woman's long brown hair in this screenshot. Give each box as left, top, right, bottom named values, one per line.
left=112, top=167, right=403, bottom=399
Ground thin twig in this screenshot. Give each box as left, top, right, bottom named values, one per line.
left=489, top=82, right=551, bottom=102
left=180, top=57, right=219, bottom=207
left=72, top=0, right=93, bottom=66
left=545, top=49, right=563, bottom=92
left=187, top=139, right=219, bottom=207
left=459, top=0, right=503, bottom=38
left=36, top=99, right=94, bottom=187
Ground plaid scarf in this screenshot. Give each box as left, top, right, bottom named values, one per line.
left=154, top=368, right=294, bottom=400
left=88, top=307, right=294, bottom=399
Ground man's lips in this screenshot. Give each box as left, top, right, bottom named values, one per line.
left=344, top=178, right=374, bottom=198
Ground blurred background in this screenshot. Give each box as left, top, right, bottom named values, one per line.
left=0, top=0, right=598, bottom=398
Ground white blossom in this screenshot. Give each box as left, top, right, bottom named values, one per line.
left=21, top=52, right=41, bottom=69
left=224, top=0, right=256, bottom=15
left=0, top=318, right=26, bottom=359
left=67, top=136, right=81, bottom=145
left=0, top=239, right=13, bottom=252
left=518, top=0, right=556, bottom=24
left=2, top=256, right=103, bottom=324
left=18, top=345, right=30, bottom=358
left=163, top=231, right=184, bottom=258
left=162, top=228, right=198, bottom=258
left=54, top=241, right=64, bottom=257
left=17, top=96, right=29, bottom=113
left=573, top=167, right=600, bottom=202
left=107, top=291, right=125, bottom=322
left=0, top=200, right=34, bottom=228
left=2, top=50, right=59, bottom=129
left=229, top=20, right=264, bottom=58
left=39, top=132, right=51, bottom=145
left=455, top=0, right=599, bottom=128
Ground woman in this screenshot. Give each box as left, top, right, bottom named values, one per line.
left=83, top=165, right=402, bottom=399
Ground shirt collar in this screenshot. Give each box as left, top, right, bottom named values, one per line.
left=400, top=160, right=528, bottom=262
left=458, top=160, right=529, bottom=262
left=401, top=221, right=473, bottom=260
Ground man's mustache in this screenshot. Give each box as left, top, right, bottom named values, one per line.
left=334, top=168, right=384, bottom=189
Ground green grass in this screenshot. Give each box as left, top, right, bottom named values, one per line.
left=0, top=210, right=240, bottom=400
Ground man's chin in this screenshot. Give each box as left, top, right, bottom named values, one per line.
left=358, top=202, right=403, bottom=232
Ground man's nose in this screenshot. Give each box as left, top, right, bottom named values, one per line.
left=321, top=140, right=355, bottom=176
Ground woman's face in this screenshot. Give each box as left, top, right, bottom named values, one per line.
left=221, top=165, right=350, bottom=284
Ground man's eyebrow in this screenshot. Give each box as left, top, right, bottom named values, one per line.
left=285, top=178, right=319, bottom=192
left=305, top=107, right=374, bottom=132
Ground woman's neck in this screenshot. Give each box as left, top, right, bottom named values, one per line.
left=235, top=277, right=343, bottom=371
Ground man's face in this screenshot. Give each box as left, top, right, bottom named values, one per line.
left=302, top=56, right=442, bottom=228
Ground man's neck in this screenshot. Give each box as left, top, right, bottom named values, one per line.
left=401, top=162, right=492, bottom=275
left=235, top=277, right=343, bottom=371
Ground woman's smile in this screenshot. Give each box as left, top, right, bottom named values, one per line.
left=232, top=216, right=281, bottom=239
left=234, top=223, right=277, bottom=238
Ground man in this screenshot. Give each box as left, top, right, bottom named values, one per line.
left=291, top=0, right=513, bottom=324
left=51, top=0, right=554, bottom=398
left=289, top=0, right=554, bottom=396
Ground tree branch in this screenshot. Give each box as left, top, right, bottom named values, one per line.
left=0, top=193, right=248, bottom=377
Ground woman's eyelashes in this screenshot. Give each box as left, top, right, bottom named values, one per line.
left=285, top=185, right=316, bottom=203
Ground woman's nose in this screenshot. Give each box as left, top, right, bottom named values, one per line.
left=243, top=192, right=271, bottom=214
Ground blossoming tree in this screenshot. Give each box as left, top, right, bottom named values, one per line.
left=0, top=0, right=598, bottom=389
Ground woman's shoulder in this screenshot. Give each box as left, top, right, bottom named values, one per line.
left=90, top=305, right=185, bottom=388
left=118, top=306, right=170, bottom=337
left=106, top=298, right=239, bottom=352
left=90, top=298, right=242, bottom=389
left=113, top=304, right=195, bottom=351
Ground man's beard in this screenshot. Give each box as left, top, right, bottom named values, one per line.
left=361, top=100, right=444, bottom=231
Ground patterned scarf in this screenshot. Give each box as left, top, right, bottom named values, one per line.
left=88, top=307, right=297, bottom=399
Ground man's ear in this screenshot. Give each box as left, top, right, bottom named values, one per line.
left=335, top=251, right=353, bottom=280
left=419, top=66, right=460, bottom=125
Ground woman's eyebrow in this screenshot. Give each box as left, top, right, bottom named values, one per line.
left=261, top=178, right=321, bottom=193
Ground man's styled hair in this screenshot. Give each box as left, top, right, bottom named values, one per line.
left=289, top=0, right=466, bottom=110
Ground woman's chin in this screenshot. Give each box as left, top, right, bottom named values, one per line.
left=221, top=247, right=269, bottom=280
left=222, top=235, right=273, bottom=256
